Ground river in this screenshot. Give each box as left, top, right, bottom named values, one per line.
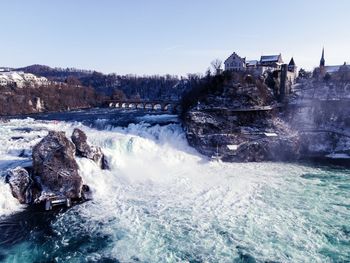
left=0, top=109, right=349, bottom=262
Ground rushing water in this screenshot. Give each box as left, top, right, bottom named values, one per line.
left=0, top=110, right=349, bottom=262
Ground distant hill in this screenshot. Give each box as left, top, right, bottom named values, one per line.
left=15, top=64, right=93, bottom=82
left=11, top=64, right=191, bottom=100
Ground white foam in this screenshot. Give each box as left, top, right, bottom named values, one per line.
left=136, top=114, right=178, bottom=122
left=0, top=118, right=348, bottom=262
left=0, top=178, right=25, bottom=217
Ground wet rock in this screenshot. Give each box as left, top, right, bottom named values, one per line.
left=230, top=137, right=300, bottom=162
left=71, top=128, right=108, bottom=169
left=11, top=127, right=33, bottom=133
left=82, top=184, right=93, bottom=201
left=18, top=149, right=32, bottom=158
left=184, top=108, right=300, bottom=162
left=32, top=131, right=83, bottom=200
left=5, top=167, right=32, bottom=204
left=11, top=136, right=24, bottom=141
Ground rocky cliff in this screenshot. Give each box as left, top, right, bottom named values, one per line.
left=285, top=80, right=350, bottom=161
left=183, top=97, right=300, bottom=162
left=182, top=75, right=350, bottom=163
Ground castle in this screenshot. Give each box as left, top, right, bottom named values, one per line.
left=224, top=51, right=297, bottom=83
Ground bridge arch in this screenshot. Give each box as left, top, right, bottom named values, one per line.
left=107, top=100, right=180, bottom=112
left=145, top=103, right=153, bottom=110
left=153, top=103, right=162, bottom=111
left=136, top=103, right=144, bottom=109
left=128, top=103, right=136, bottom=109
left=163, top=103, right=173, bottom=112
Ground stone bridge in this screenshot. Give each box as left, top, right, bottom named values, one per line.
left=106, top=100, right=181, bottom=113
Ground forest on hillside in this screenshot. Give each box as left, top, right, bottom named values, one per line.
left=17, top=65, right=191, bottom=101
left=0, top=82, right=103, bottom=115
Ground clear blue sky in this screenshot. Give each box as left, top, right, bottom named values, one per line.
left=0, top=0, right=349, bottom=76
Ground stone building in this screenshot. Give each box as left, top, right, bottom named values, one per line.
left=224, top=51, right=297, bottom=85
left=224, top=52, right=246, bottom=71
left=259, top=54, right=283, bottom=71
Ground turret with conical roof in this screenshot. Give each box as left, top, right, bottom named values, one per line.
left=289, top=57, right=295, bottom=66
left=288, top=57, right=296, bottom=72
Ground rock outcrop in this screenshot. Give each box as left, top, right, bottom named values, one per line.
left=71, top=128, right=108, bottom=169
left=4, top=128, right=104, bottom=206
left=284, top=81, right=350, bottom=161
left=180, top=72, right=302, bottom=162
left=182, top=75, right=350, bottom=163
left=32, top=131, right=83, bottom=200
left=5, top=167, right=33, bottom=204
left=184, top=108, right=300, bottom=162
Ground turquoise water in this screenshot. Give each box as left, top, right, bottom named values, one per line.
left=0, top=118, right=349, bottom=262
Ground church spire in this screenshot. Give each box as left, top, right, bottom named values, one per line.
left=320, top=47, right=325, bottom=67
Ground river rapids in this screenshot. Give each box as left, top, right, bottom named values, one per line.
left=0, top=112, right=349, bottom=262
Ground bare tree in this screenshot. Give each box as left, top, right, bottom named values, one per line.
left=205, top=67, right=212, bottom=78
left=211, top=59, right=222, bottom=75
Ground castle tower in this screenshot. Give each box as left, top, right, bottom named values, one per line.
left=288, top=57, right=296, bottom=72
left=320, top=47, right=325, bottom=68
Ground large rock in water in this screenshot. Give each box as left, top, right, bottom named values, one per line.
left=5, top=167, right=32, bottom=204
left=32, top=131, right=83, bottom=200
left=71, top=128, right=108, bottom=169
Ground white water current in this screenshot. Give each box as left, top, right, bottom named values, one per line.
left=0, top=118, right=349, bottom=262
